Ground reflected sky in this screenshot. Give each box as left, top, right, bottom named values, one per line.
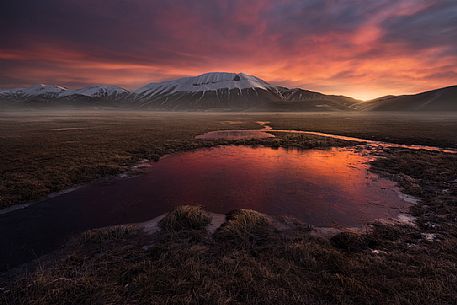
left=0, top=145, right=411, bottom=269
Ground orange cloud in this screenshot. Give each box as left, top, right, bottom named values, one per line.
left=1, top=0, right=456, bottom=100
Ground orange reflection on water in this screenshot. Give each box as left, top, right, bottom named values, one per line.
left=147, top=146, right=409, bottom=226
left=0, top=145, right=412, bottom=269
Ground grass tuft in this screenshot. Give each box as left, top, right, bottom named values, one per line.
left=214, top=209, right=275, bottom=247
left=159, top=205, right=212, bottom=231
left=80, top=225, right=136, bottom=244
left=330, top=232, right=369, bottom=252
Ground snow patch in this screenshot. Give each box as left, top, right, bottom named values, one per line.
left=0, top=84, right=128, bottom=98
left=0, top=84, right=66, bottom=97
left=135, top=72, right=273, bottom=96
left=60, top=85, right=128, bottom=97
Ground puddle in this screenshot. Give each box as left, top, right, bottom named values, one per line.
left=0, top=145, right=411, bottom=270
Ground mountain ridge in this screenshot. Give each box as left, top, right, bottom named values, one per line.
left=1, top=72, right=455, bottom=111
left=355, top=85, right=457, bottom=111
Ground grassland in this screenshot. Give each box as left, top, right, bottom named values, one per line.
left=0, top=111, right=257, bottom=208
left=1, top=110, right=457, bottom=304
left=2, top=110, right=457, bottom=209
left=264, top=112, right=457, bottom=148
left=0, top=110, right=364, bottom=208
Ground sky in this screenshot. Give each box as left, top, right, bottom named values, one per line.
left=0, top=0, right=456, bottom=100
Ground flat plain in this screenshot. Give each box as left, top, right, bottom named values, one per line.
left=1, top=110, right=456, bottom=208
left=1, top=109, right=457, bottom=305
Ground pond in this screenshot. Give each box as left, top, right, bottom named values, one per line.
left=0, top=145, right=411, bottom=270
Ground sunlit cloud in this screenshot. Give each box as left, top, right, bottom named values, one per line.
left=0, top=0, right=456, bottom=100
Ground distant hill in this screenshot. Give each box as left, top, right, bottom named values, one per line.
left=275, top=87, right=359, bottom=111
left=0, top=84, right=130, bottom=107
left=355, top=86, right=457, bottom=111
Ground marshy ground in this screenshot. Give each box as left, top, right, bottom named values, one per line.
left=1, top=110, right=457, bottom=304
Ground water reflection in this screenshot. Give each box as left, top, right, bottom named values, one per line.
left=155, top=146, right=409, bottom=226
left=0, top=145, right=410, bottom=269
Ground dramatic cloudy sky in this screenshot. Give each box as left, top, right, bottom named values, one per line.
left=1, top=0, right=456, bottom=99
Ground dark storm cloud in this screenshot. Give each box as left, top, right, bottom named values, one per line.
left=0, top=0, right=456, bottom=99
left=0, top=0, right=266, bottom=64
left=381, top=0, right=457, bottom=53
left=265, top=1, right=387, bottom=35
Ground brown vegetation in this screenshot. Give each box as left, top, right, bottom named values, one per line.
left=266, top=112, right=457, bottom=148
left=1, top=111, right=457, bottom=304
left=159, top=205, right=212, bottom=231
left=0, top=111, right=359, bottom=208
left=3, top=198, right=457, bottom=305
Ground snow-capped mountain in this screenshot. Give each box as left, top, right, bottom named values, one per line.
left=0, top=84, right=66, bottom=98
left=135, top=72, right=274, bottom=96
left=133, top=72, right=285, bottom=109
left=132, top=72, right=360, bottom=110
left=0, top=84, right=128, bottom=99
left=0, top=72, right=362, bottom=110
left=0, top=84, right=130, bottom=105
left=60, top=85, right=129, bottom=98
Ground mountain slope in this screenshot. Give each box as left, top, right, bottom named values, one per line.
left=1, top=74, right=455, bottom=111
left=356, top=86, right=457, bottom=111
left=0, top=84, right=66, bottom=98
left=276, top=87, right=359, bottom=111
left=135, top=72, right=273, bottom=95
left=57, top=85, right=130, bottom=104
left=60, top=85, right=129, bottom=98
left=0, top=84, right=130, bottom=105
left=133, top=72, right=280, bottom=109
left=1, top=72, right=360, bottom=110
left=133, top=72, right=359, bottom=110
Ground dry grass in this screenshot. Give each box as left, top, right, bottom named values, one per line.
left=2, top=111, right=455, bottom=209
left=214, top=209, right=275, bottom=248
left=0, top=111, right=259, bottom=208
left=0, top=111, right=361, bottom=208
left=80, top=225, right=137, bottom=244
left=159, top=205, right=212, bottom=231
left=3, top=203, right=457, bottom=305
left=370, top=149, right=457, bottom=237
left=265, top=112, right=457, bottom=148
left=2, top=111, right=457, bottom=304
